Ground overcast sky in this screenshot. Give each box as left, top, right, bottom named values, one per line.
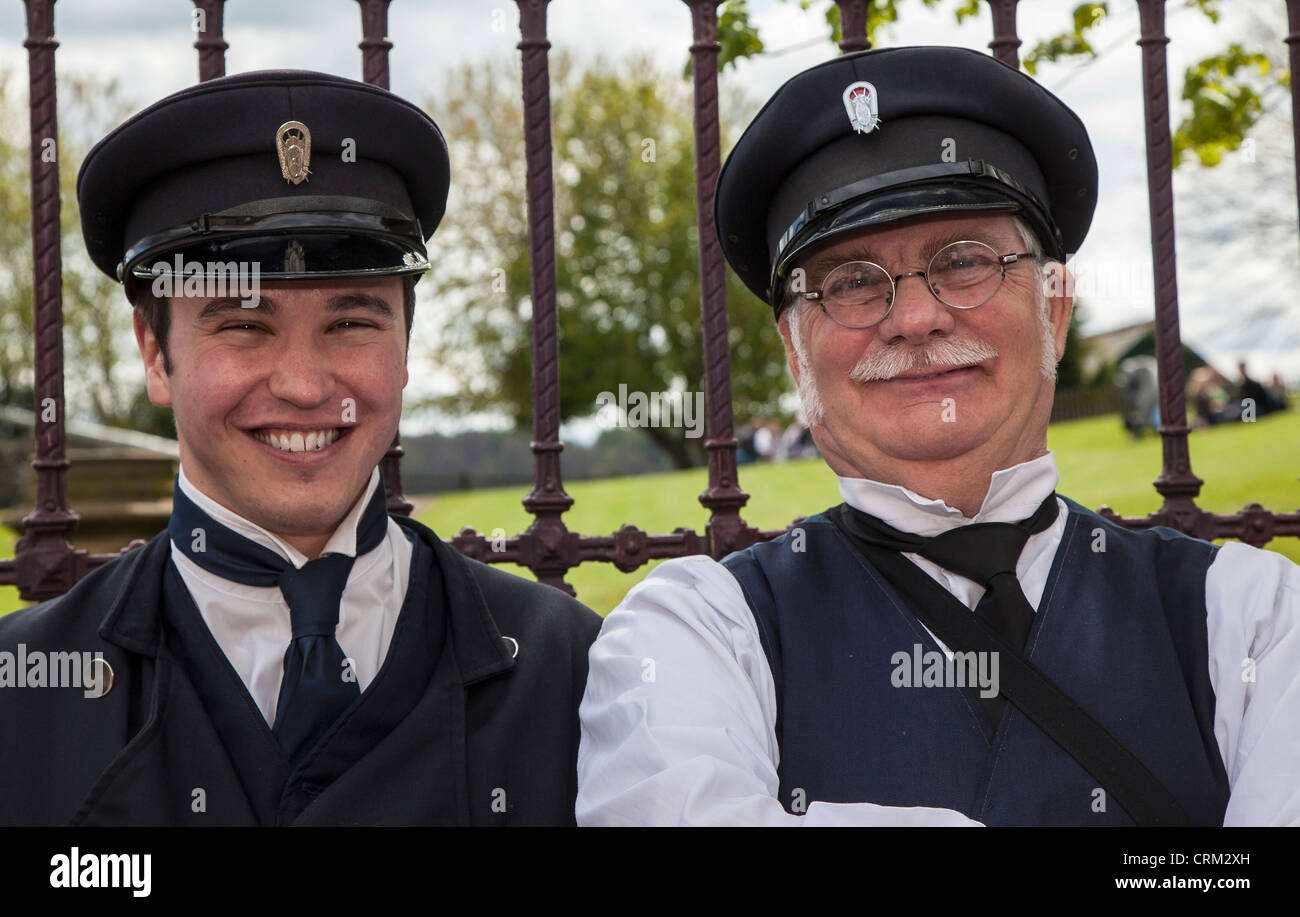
left=0, top=0, right=1296, bottom=435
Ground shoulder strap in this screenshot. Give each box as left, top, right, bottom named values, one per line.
left=828, top=504, right=1192, bottom=827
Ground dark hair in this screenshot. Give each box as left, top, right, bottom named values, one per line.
left=132, top=274, right=419, bottom=374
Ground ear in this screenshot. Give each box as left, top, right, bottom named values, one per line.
left=1044, top=262, right=1074, bottom=360
left=133, top=309, right=173, bottom=407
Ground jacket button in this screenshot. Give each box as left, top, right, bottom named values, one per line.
left=501, top=636, right=519, bottom=659
left=85, top=658, right=114, bottom=698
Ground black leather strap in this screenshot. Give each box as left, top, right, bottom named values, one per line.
left=828, top=503, right=1193, bottom=827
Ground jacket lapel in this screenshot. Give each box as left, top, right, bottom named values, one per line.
left=71, top=533, right=257, bottom=825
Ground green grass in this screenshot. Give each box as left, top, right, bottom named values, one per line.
left=3, top=410, right=1295, bottom=618
left=0, top=524, right=15, bottom=616
left=415, top=410, right=1300, bottom=616
left=414, top=458, right=842, bottom=617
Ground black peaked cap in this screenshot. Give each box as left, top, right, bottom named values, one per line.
left=77, top=69, right=449, bottom=290
left=715, top=46, right=1098, bottom=311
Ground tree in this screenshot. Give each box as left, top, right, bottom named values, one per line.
left=0, top=68, right=143, bottom=429
left=1057, top=299, right=1090, bottom=390
left=419, top=55, right=789, bottom=469
left=721, top=0, right=1281, bottom=171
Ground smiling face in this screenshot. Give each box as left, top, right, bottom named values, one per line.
left=135, top=277, right=408, bottom=556
left=778, top=212, right=1073, bottom=496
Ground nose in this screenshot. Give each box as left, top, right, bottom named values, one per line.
left=267, top=331, right=336, bottom=408
left=876, top=270, right=955, bottom=345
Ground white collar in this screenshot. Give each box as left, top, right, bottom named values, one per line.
left=177, top=465, right=382, bottom=569
left=836, top=452, right=1060, bottom=537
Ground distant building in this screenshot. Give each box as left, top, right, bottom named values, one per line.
left=1080, top=320, right=1216, bottom=385
left=1, top=406, right=178, bottom=553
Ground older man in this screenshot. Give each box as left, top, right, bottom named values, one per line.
left=0, top=71, right=600, bottom=826
left=576, top=47, right=1300, bottom=826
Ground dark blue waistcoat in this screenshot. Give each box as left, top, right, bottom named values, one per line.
left=722, top=496, right=1231, bottom=826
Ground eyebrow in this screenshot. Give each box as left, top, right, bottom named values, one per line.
left=801, top=230, right=1007, bottom=283
left=325, top=293, right=396, bottom=319
left=196, top=297, right=277, bottom=321
left=193, top=292, right=396, bottom=321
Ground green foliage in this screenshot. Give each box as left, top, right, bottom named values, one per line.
left=717, top=0, right=1272, bottom=172
left=1056, top=298, right=1090, bottom=390
left=118, top=387, right=177, bottom=440
left=1088, top=358, right=1117, bottom=390
left=0, top=69, right=138, bottom=425
left=1189, top=0, right=1221, bottom=24
left=952, top=0, right=982, bottom=24
left=421, top=56, right=790, bottom=468
left=1173, top=44, right=1279, bottom=167
left=1023, top=3, right=1108, bottom=76
left=716, top=0, right=764, bottom=73
left=715, top=0, right=912, bottom=70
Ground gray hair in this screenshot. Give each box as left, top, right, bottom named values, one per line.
left=1011, top=215, right=1062, bottom=381
left=786, top=295, right=824, bottom=424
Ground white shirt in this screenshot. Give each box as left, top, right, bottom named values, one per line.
left=576, top=452, right=1300, bottom=826
left=170, top=466, right=414, bottom=725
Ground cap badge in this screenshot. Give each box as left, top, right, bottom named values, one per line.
left=843, top=81, right=880, bottom=135
left=276, top=120, right=312, bottom=185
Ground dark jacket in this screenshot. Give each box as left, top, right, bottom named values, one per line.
left=0, top=516, right=601, bottom=826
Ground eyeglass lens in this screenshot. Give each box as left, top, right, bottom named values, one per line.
left=820, top=240, right=1006, bottom=327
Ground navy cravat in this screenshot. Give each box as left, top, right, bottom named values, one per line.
left=169, top=477, right=389, bottom=769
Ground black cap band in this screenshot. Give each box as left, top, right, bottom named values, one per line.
left=770, top=159, right=1061, bottom=304
left=121, top=196, right=428, bottom=295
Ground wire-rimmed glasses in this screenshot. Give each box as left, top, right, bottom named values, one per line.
left=800, top=240, right=1040, bottom=329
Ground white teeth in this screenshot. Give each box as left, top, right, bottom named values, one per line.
left=254, top=428, right=340, bottom=453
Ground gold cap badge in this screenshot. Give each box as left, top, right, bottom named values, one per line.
left=276, top=120, right=312, bottom=185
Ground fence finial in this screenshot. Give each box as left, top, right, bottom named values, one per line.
left=835, top=0, right=870, bottom=53
left=357, top=0, right=393, bottom=90
left=986, top=0, right=1022, bottom=68
left=192, top=0, right=228, bottom=81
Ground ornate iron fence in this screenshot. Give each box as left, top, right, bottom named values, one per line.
left=1, top=0, right=1297, bottom=603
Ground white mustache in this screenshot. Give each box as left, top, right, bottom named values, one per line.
left=849, top=337, right=999, bottom=383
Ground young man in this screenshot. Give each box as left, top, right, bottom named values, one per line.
left=576, top=47, right=1300, bottom=826
left=0, top=70, right=600, bottom=826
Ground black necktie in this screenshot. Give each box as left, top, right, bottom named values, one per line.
left=837, top=492, right=1059, bottom=724
left=839, top=492, right=1058, bottom=648
left=169, top=477, right=389, bottom=769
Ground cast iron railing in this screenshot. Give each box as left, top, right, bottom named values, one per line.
left=1, top=0, right=1297, bottom=601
